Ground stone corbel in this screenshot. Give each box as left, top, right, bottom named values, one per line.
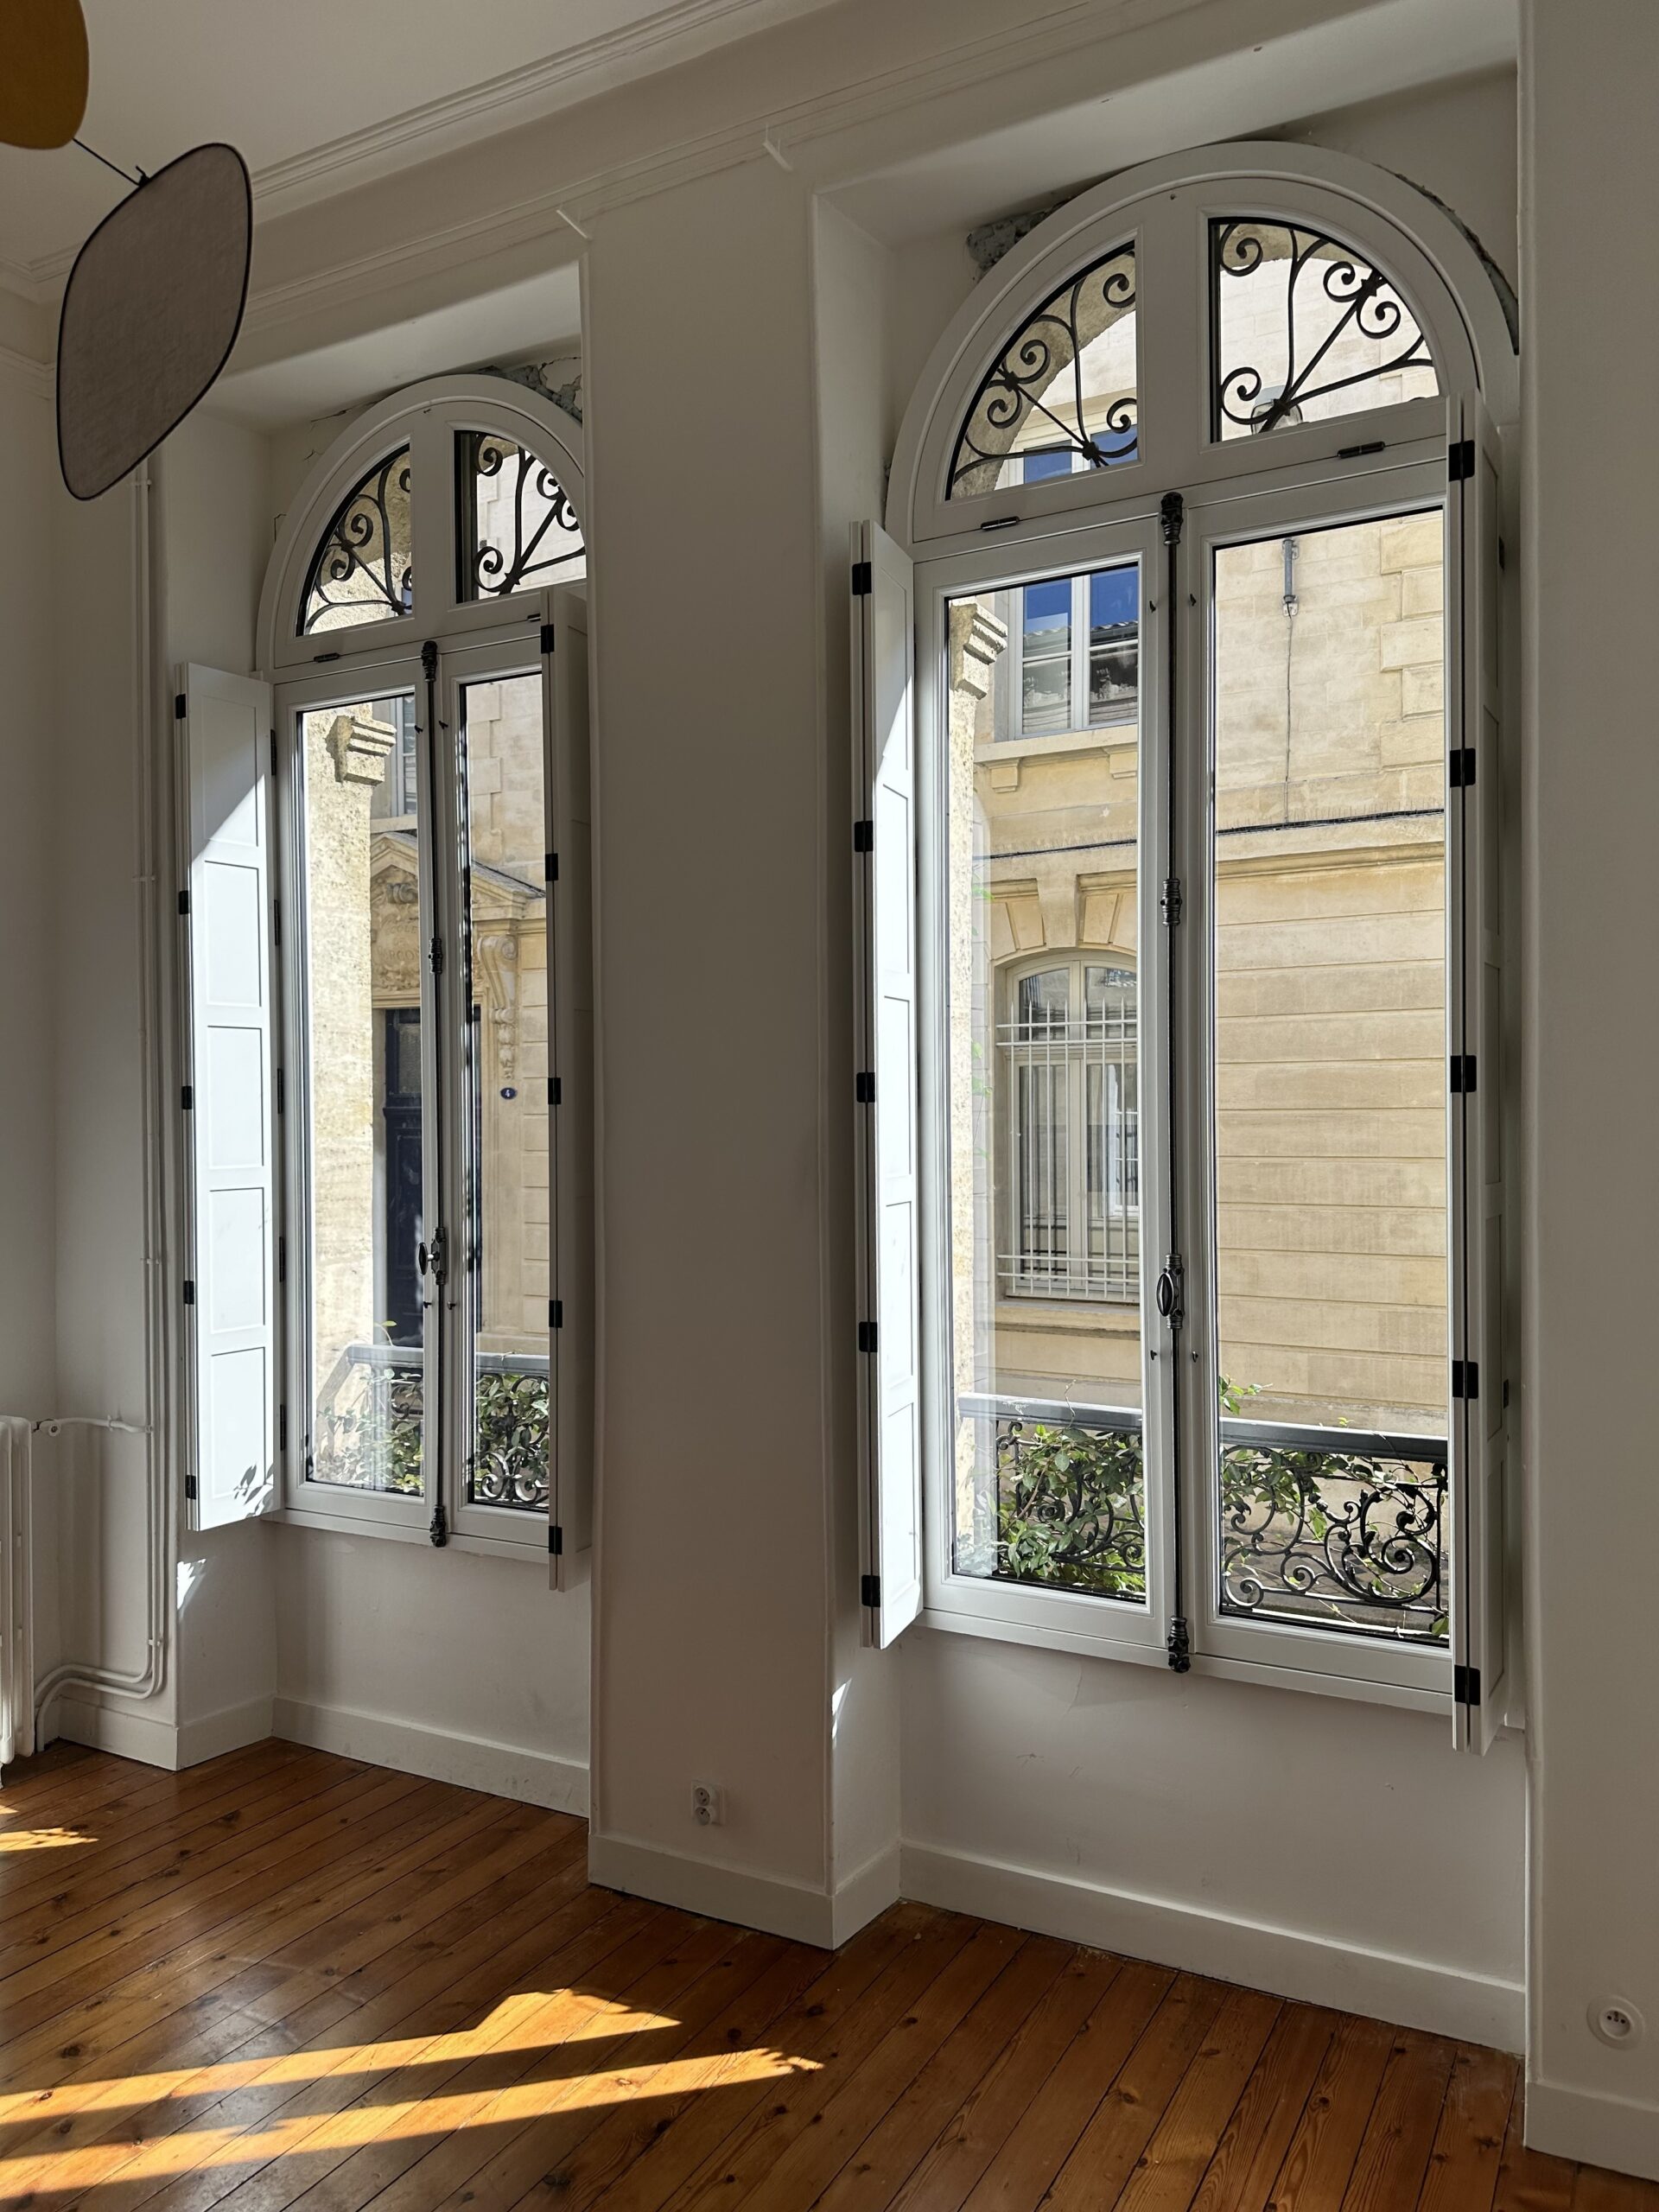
left=327, top=712, right=396, bottom=787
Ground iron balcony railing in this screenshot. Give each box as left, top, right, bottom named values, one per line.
left=956, top=1390, right=1447, bottom=1644
left=313, top=1341, right=550, bottom=1510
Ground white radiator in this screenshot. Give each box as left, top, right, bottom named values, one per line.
left=0, top=1417, right=34, bottom=1768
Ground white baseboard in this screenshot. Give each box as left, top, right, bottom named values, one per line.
left=270, top=1696, right=588, bottom=1815
left=1525, top=2078, right=1659, bottom=2183
left=180, top=1695, right=275, bottom=1767
left=588, top=1833, right=899, bottom=1949
left=900, top=1840, right=1524, bottom=2051
left=51, top=1694, right=182, bottom=1770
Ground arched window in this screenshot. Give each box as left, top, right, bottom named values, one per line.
left=857, top=145, right=1511, bottom=1736
left=175, top=377, right=594, bottom=1568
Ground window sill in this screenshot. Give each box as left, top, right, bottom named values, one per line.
left=269, top=1503, right=550, bottom=1563
left=976, top=726, right=1137, bottom=766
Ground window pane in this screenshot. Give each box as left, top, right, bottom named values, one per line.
left=299, top=450, right=412, bottom=635
left=461, top=672, right=550, bottom=1510
left=950, top=244, right=1138, bottom=499
left=1210, top=512, right=1449, bottom=1643
left=1088, top=568, right=1139, bottom=727
left=302, top=691, right=426, bottom=1493
left=944, top=559, right=1146, bottom=1605
left=1212, top=220, right=1438, bottom=442
left=457, top=433, right=585, bottom=602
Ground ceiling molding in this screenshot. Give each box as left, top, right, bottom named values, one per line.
left=0, top=344, right=52, bottom=397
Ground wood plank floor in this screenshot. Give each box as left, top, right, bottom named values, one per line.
left=0, top=1740, right=1644, bottom=2211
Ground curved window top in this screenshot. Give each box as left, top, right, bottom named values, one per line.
left=950, top=243, right=1137, bottom=499
left=459, top=432, right=586, bottom=602
left=300, top=448, right=413, bottom=636
left=1211, top=219, right=1437, bottom=440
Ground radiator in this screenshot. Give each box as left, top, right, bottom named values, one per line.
left=0, top=1417, right=33, bottom=1768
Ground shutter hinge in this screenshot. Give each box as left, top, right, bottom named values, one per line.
left=276, top=1065, right=285, bottom=1116
left=540, top=620, right=556, bottom=654
left=270, top=728, right=278, bottom=777
left=853, top=818, right=874, bottom=853
left=550, top=1299, right=563, bottom=1329
left=174, top=692, right=187, bottom=721
left=549, top=1524, right=563, bottom=1557
left=857, top=1319, right=878, bottom=1355
left=1160, top=875, right=1184, bottom=928
left=855, top=1071, right=874, bottom=1104
left=180, top=1084, right=193, bottom=1111
left=181, top=1279, right=195, bottom=1306
left=850, top=559, right=873, bottom=597
left=1449, top=1053, right=1477, bottom=1094
left=177, top=888, right=190, bottom=918
left=548, top=1075, right=562, bottom=1107
left=272, top=898, right=282, bottom=948
left=279, top=1403, right=288, bottom=1451
left=1166, top=1615, right=1192, bottom=1672
left=545, top=850, right=558, bottom=883
left=1452, top=1662, right=1482, bottom=1706
left=429, top=1502, right=448, bottom=1548
left=429, top=936, right=444, bottom=975
left=278, top=1234, right=286, bottom=1285
left=1449, top=747, right=1476, bottom=788
left=184, top=1472, right=198, bottom=1501
left=1160, top=491, right=1185, bottom=546
left=1452, top=1357, right=1480, bottom=1402
left=861, top=1572, right=880, bottom=1608
left=1449, top=436, right=1475, bottom=481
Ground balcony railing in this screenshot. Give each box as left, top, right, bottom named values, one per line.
left=313, top=1343, right=550, bottom=1510
left=956, top=1391, right=1448, bottom=1643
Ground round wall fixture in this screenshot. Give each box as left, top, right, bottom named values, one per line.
left=0, top=0, right=88, bottom=149
left=57, top=141, right=251, bottom=501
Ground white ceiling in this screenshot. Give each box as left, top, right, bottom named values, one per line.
left=0, top=0, right=836, bottom=287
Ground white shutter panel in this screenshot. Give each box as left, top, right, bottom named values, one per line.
left=1447, top=396, right=1508, bottom=1750
left=853, top=522, right=923, bottom=1646
left=546, top=586, right=594, bottom=1588
left=181, top=665, right=278, bottom=1529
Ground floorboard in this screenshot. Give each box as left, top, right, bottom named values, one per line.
left=0, top=1743, right=1642, bottom=2212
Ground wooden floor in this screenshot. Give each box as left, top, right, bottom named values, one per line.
left=0, top=1743, right=1647, bottom=2212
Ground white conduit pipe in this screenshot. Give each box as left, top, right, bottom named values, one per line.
left=34, top=469, right=171, bottom=1731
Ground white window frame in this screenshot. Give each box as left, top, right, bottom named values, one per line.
left=245, top=376, right=590, bottom=1565
left=874, top=143, right=1518, bottom=1731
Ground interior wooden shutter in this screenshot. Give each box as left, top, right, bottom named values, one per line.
left=180, top=664, right=278, bottom=1529
left=1448, top=394, right=1508, bottom=1750
left=853, top=523, right=924, bottom=1646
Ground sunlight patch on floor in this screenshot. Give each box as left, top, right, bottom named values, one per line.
left=0, top=1824, right=98, bottom=1851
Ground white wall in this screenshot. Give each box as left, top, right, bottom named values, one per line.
left=1520, top=0, right=1659, bottom=2178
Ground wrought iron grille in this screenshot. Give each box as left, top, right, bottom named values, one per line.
left=458, top=432, right=585, bottom=601
left=311, top=1343, right=549, bottom=1512
left=299, top=448, right=413, bottom=635
left=958, top=1393, right=1147, bottom=1601
left=1219, top=1416, right=1447, bottom=1643
left=949, top=244, right=1138, bottom=500
left=1212, top=219, right=1437, bottom=441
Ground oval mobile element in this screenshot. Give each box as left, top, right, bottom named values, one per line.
left=0, top=0, right=88, bottom=150
left=57, top=142, right=251, bottom=501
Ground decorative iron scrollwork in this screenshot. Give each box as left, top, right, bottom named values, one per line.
left=469, top=1363, right=550, bottom=1510
left=1219, top=1427, right=1446, bottom=1642
left=977, top=1404, right=1147, bottom=1600
left=1212, top=219, right=1436, bottom=440
left=299, top=448, right=413, bottom=635
left=949, top=245, right=1138, bottom=500
left=460, top=432, right=584, bottom=601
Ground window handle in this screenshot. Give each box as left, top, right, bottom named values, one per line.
left=1155, top=1254, right=1184, bottom=1330
left=417, top=1227, right=448, bottom=1287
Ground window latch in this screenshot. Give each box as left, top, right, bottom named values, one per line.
left=418, top=1226, right=448, bottom=1287
left=1154, top=1254, right=1185, bottom=1331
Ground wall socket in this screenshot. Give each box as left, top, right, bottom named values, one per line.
left=691, top=1781, right=721, bottom=1827
left=1590, top=1997, right=1645, bottom=2049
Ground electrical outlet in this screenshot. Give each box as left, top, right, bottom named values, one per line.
left=691, top=1781, right=721, bottom=1827
left=1590, top=1998, right=1645, bottom=2049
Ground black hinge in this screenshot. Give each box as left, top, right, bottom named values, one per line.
left=1449, top=436, right=1476, bottom=481
left=182, top=1279, right=195, bottom=1306
left=1160, top=875, right=1184, bottom=928
left=269, top=728, right=278, bottom=777
left=1449, top=1053, right=1477, bottom=1094
left=548, top=1075, right=562, bottom=1107
left=429, top=1502, right=448, bottom=1548
left=1453, top=1662, right=1482, bottom=1706
left=278, top=1234, right=286, bottom=1286
left=429, top=936, right=444, bottom=975
left=550, top=1299, right=563, bottom=1330
left=279, top=1403, right=288, bottom=1450
left=184, top=1472, right=198, bottom=1501
left=861, top=1572, right=880, bottom=1608
left=177, top=888, right=190, bottom=918
left=1160, top=490, right=1185, bottom=545
left=273, top=899, right=282, bottom=948
left=850, top=560, right=873, bottom=596
left=853, top=818, right=874, bottom=853
left=549, top=1524, right=564, bottom=1557
left=1452, top=1357, right=1480, bottom=1402
left=174, top=692, right=187, bottom=721
left=1166, top=1615, right=1192, bottom=1672
left=857, top=1320, right=878, bottom=1355
left=545, top=850, right=558, bottom=883
left=855, top=1071, right=874, bottom=1104
left=1448, top=747, right=1476, bottom=788
left=276, top=1065, right=285, bottom=1116
left=540, top=620, right=556, bottom=654
left=180, top=1084, right=193, bottom=1111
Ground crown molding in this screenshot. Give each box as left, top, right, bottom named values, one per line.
left=0, top=344, right=52, bottom=397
